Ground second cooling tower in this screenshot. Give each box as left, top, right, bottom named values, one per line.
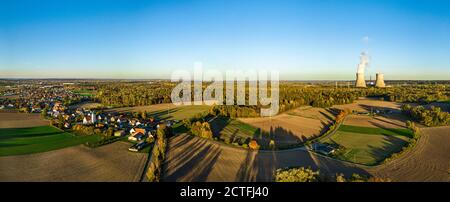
left=375, top=73, right=386, bottom=88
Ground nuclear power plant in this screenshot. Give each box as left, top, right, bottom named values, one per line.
left=375, top=73, right=386, bottom=88
left=354, top=51, right=386, bottom=88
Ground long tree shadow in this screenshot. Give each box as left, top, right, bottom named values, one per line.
left=0, top=130, right=64, bottom=141
left=366, top=135, right=409, bottom=165
left=372, top=117, right=405, bottom=128
left=163, top=138, right=222, bottom=181
left=209, top=116, right=231, bottom=140
left=235, top=144, right=373, bottom=181
left=254, top=126, right=313, bottom=149
left=369, top=121, right=414, bottom=138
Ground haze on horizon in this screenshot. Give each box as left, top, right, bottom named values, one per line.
left=1, top=0, right=450, bottom=80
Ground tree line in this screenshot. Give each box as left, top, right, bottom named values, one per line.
left=401, top=104, right=450, bottom=127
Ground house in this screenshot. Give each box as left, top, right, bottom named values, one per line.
left=64, top=122, right=71, bottom=129
left=313, top=143, right=336, bottom=155
left=128, top=128, right=147, bottom=141
left=128, top=133, right=146, bottom=141
left=83, top=117, right=89, bottom=125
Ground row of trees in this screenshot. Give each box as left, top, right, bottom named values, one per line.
left=146, top=125, right=171, bottom=182
left=70, top=124, right=114, bottom=136
left=401, top=104, right=450, bottom=126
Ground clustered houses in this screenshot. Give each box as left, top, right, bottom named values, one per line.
left=0, top=83, right=81, bottom=114
left=1, top=81, right=178, bottom=146
left=61, top=107, right=177, bottom=142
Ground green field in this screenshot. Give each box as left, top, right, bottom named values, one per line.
left=0, top=126, right=102, bottom=156
left=323, top=125, right=413, bottom=165
left=148, top=105, right=211, bottom=120
left=73, top=89, right=96, bottom=97
left=209, top=117, right=263, bottom=145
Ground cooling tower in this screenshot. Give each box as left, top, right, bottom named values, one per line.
left=355, top=73, right=366, bottom=88
left=375, top=73, right=386, bottom=88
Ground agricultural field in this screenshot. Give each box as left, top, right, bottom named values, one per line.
left=107, top=104, right=211, bottom=120
left=343, top=114, right=406, bottom=129
left=68, top=101, right=104, bottom=110
left=287, top=106, right=337, bottom=124
left=0, top=141, right=147, bottom=182
left=335, top=97, right=403, bottom=111
left=239, top=113, right=331, bottom=147
left=72, top=89, right=96, bottom=97
left=209, top=117, right=259, bottom=145
left=0, top=125, right=102, bottom=156
left=162, top=133, right=368, bottom=182
left=369, top=126, right=450, bottom=182
left=322, top=124, right=413, bottom=165
left=0, top=111, right=49, bottom=128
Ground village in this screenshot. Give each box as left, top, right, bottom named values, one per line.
left=0, top=82, right=177, bottom=152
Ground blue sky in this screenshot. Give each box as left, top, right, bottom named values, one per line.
left=1, top=0, right=449, bottom=80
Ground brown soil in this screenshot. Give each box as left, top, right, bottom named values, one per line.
left=162, top=134, right=368, bottom=182
left=0, top=142, right=147, bottom=182
left=239, top=114, right=326, bottom=144
left=0, top=111, right=48, bottom=129
left=344, top=115, right=406, bottom=129
left=368, top=126, right=450, bottom=182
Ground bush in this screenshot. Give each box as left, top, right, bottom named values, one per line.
left=190, top=121, right=213, bottom=139
left=249, top=140, right=260, bottom=150
left=84, top=136, right=120, bottom=148
left=335, top=173, right=391, bottom=182
left=275, top=167, right=320, bottom=182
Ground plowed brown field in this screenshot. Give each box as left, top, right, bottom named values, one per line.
left=0, top=142, right=147, bottom=182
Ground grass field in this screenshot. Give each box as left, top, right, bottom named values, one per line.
left=73, top=89, right=96, bottom=97
left=148, top=105, right=211, bottom=120
left=210, top=117, right=260, bottom=144
left=0, top=126, right=102, bottom=156
left=324, top=125, right=413, bottom=165
left=107, top=104, right=211, bottom=121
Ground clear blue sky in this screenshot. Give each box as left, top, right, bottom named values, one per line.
left=1, top=0, right=449, bottom=80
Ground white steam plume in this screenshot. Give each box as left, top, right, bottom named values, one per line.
left=357, top=51, right=369, bottom=74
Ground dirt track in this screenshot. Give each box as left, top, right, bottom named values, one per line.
left=163, top=134, right=368, bottom=182
left=0, top=142, right=147, bottom=182
left=368, top=126, right=450, bottom=182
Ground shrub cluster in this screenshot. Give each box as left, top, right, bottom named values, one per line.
left=84, top=136, right=121, bottom=148
left=275, top=167, right=391, bottom=182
